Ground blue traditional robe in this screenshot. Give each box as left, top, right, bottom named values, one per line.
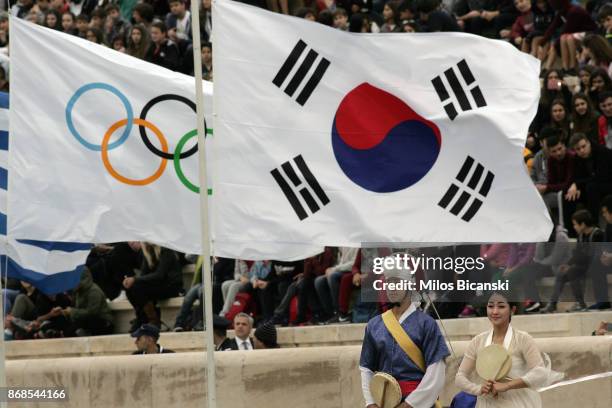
left=359, top=308, right=449, bottom=381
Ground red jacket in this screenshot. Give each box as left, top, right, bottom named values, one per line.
left=303, top=247, right=335, bottom=278
left=543, top=1, right=596, bottom=41
left=598, top=115, right=610, bottom=146
left=546, top=150, right=575, bottom=193
left=510, top=11, right=534, bottom=40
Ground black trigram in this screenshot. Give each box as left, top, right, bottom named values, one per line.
left=431, top=59, right=487, bottom=120
left=272, top=39, right=330, bottom=106
left=438, top=156, right=494, bottom=222
left=271, top=155, right=330, bottom=220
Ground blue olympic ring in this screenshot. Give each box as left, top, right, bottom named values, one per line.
left=65, top=82, right=134, bottom=151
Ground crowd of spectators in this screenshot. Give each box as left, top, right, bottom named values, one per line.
left=3, top=211, right=610, bottom=341
left=0, top=0, right=609, bottom=86
left=0, top=0, right=213, bottom=80
left=1, top=0, right=612, bottom=341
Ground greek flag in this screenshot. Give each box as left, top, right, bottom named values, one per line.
left=0, top=92, right=90, bottom=295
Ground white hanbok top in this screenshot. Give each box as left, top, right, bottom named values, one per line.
left=455, top=325, right=563, bottom=408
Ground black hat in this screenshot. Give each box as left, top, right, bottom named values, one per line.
left=254, top=323, right=278, bottom=348
left=131, top=324, right=160, bottom=340
left=213, top=315, right=231, bottom=330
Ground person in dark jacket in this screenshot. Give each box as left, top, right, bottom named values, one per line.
left=10, top=0, right=34, bottom=20
left=541, top=133, right=576, bottom=226
left=46, top=268, right=114, bottom=336
left=131, top=324, right=174, bottom=354
left=213, top=315, right=237, bottom=351
left=173, top=256, right=236, bottom=331
left=165, top=0, right=192, bottom=42
left=5, top=281, right=71, bottom=339
left=212, top=257, right=235, bottom=315
left=544, top=209, right=605, bottom=312
left=567, top=133, right=612, bottom=219
left=147, top=21, right=180, bottom=71
left=455, top=0, right=517, bottom=37
left=572, top=93, right=601, bottom=144
left=123, top=243, right=183, bottom=331
left=87, top=242, right=141, bottom=300
left=228, top=313, right=255, bottom=350
left=103, top=3, right=131, bottom=46
left=584, top=195, right=612, bottom=311
left=417, top=0, right=460, bottom=32
left=269, top=248, right=336, bottom=326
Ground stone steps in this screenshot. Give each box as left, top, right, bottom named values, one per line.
left=7, top=311, right=611, bottom=360
left=108, top=270, right=612, bottom=334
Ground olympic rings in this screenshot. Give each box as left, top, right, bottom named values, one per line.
left=102, top=118, right=168, bottom=186
left=66, top=82, right=209, bottom=193
left=174, top=129, right=200, bottom=193
left=66, top=83, right=134, bottom=151
left=139, top=94, right=203, bottom=160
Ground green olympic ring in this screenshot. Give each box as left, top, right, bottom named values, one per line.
left=174, top=129, right=201, bottom=193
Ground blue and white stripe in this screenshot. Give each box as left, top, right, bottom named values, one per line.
left=0, top=92, right=91, bottom=295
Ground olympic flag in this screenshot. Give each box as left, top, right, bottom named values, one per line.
left=212, top=1, right=553, bottom=260
left=8, top=18, right=211, bottom=254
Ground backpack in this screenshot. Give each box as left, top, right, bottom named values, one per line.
left=225, top=292, right=254, bottom=325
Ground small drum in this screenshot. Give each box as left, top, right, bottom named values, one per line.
left=476, top=344, right=512, bottom=381
left=370, top=372, right=402, bottom=408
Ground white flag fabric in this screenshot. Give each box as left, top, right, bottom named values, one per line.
left=8, top=18, right=211, bottom=254
left=212, top=1, right=553, bottom=260
left=0, top=92, right=90, bottom=295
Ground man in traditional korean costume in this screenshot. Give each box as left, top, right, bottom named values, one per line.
left=360, top=254, right=450, bottom=408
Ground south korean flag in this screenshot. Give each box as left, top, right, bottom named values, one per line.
left=212, top=1, right=552, bottom=260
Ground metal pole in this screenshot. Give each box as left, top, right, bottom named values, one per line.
left=1, top=10, right=14, bottom=407
left=0, top=266, right=7, bottom=408
left=188, top=1, right=216, bottom=407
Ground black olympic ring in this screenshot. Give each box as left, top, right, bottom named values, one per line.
left=138, top=94, right=206, bottom=160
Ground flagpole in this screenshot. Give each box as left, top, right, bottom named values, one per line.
left=0, top=259, right=7, bottom=408
left=189, top=1, right=216, bottom=407
left=0, top=10, right=12, bottom=407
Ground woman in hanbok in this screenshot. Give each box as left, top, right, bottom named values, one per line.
left=455, top=292, right=563, bottom=407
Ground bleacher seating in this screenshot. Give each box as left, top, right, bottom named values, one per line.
left=108, top=265, right=612, bottom=334
left=7, top=311, right=611, bottom=360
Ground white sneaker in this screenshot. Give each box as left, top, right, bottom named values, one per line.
left=525, top=302, right=541, bottom=313
left=567, top=302, right=587, bottom=312
left=113, top=290, right=128, bottom=302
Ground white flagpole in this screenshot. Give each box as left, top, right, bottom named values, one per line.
left=0, top=264, right=6, bottom=408
left=1, top=8, right=13, bottom=406
left=188, top=1, right=216, bottom=407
